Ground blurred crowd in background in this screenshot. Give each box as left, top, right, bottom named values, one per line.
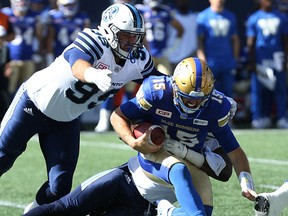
left=0, top=0, right=288, bottom=131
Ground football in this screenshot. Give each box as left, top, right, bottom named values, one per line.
left=133, top=122, right=165, bottom=146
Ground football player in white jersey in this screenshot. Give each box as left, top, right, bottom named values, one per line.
left=0, top=2, right=164, bottom=213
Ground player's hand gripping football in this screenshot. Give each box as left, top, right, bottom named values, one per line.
left=133, top=128, right=162, bottom=154
left=84, top=67, right=112, bottom=92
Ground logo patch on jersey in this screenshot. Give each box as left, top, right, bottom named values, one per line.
left=96, top=62, right=109, bottom=70
left=193, top=119, right=208, bottom=126
left=23, top=107, right=33, bottom=116
left=137, top=97, right=152, bottom=111
left=218, top=115, right=229, bottom=127
left=156, top=109, right=172, bottom=118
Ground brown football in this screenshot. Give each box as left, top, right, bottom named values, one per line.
left=133, top=122, right=165, bottom=146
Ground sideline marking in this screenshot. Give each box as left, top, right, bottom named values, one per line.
left=0, top=200, right=25, bottom=209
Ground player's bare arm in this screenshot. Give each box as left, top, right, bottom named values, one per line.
left=110, top=107, right=161, bottom=154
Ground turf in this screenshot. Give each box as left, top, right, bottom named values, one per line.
left=0, top=130, right=287, bottom=215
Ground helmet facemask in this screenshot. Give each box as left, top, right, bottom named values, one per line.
left=172, top=57, right=215, bottom=118
left=109, top=25, right=145, bottom=59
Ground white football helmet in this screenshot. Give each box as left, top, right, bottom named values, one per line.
left=99, top=3, right=145, bottom=59
left=173, top=57, right=215, bottom=118
left=10, top=0, right=30, bottom=14
left=57, top=0, right=79, bottom=17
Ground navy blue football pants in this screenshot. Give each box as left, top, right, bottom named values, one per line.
left=0, top=87, right=80, bottom=204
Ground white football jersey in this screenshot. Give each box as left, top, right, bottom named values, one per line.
left=26, top=28, right=154, bottom=122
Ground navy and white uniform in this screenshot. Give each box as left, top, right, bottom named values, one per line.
left=0, top=28, right=161, bottom=203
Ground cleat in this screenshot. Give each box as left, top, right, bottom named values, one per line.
left=23, top=201, right=39, bottom=214
left=94, top=109, right=111, bottom=132
left=276, top=118, right=288, bottom=129
left=254, top=195, right=270, bottom=215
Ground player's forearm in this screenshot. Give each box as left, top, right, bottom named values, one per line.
left=72, top=59, right=93, bottom=82
left=228, top=147, right=251, bottom=176
left=110, top=109, right=135, bottom=147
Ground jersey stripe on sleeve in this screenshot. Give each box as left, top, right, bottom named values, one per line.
left=141, top=55, right=154, bottom=76
left=73, top=30, right=103, bottom=60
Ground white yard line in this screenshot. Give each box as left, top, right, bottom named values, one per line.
left=0, top=200, right=26, bottom=209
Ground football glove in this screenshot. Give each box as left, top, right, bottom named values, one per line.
left=84, top=67, right=112, bottom=92
left=163, top=138, right=188, bottom=158
left=163, top=138, right=204, bottom=168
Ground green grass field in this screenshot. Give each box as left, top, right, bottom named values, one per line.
left=0, top=130, right=287, bottom=216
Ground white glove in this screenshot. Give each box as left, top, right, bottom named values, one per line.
left=163, top=138, right=188, bottom=158
left=203, top=147, right=226, bottom=176
left=227, top=96, right=237, bottom=119
left=84, top=67, right=112, bottom=92
left=164, top=138, right=205, bottom=168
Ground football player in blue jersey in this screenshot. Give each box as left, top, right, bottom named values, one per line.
left=137, top=0, right=184, bottom=75
left=45, top=0, right=91, bottom=66
left=196, top=0, right=240, bottom=98
left=0, top=3, right=165, bottom=213
left=1, top=0, right=43, bottom=96
left=22, top=59, right=238, bottom=216
left=110, top=57, right=257, bottom=216
left=246, top=0, right=288, bottom=129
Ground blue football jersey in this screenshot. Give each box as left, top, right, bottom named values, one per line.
left=246, top=9, right=288, bottom=61
left=138, top=5, right=173, bottom=57
left=2, top=7, right=39, bottom=60
left=197, top=7, right=238, bottom=62
left=48, top=9, right=90, bottom=57
left=120, top=75, right=240, bottom=153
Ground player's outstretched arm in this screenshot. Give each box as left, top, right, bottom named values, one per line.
left=228, top=147, right=257, bottom=201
